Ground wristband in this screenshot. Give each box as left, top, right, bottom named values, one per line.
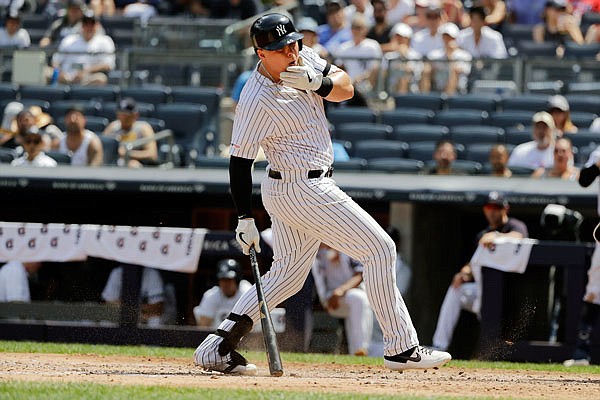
left=315, top=77, right=333, bottom=97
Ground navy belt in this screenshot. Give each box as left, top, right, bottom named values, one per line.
left=268, top=167, right=334, bottom=180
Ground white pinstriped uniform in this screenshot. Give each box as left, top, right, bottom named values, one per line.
left=195, top=46, right=419, bottom=368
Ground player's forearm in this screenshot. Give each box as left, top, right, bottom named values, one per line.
left=324, top=71, right=354, bottom=103
left=229, top=155, right=255, bottom=218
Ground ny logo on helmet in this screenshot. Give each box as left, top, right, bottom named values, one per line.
left=275, top=24, right=287, bottom=36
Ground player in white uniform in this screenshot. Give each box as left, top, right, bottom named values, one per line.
left=193, top=13, right=451, bottom=375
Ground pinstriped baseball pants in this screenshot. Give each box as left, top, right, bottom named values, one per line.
left=195, top=174, right=419, bottom=367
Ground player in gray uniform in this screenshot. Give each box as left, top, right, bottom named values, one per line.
left=193, top=13, right=451, bottom=375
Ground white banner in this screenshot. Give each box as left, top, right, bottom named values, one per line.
left=0, top=222, right=207, bottom=273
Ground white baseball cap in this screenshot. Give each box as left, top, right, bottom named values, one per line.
left=532, top=111, right=556, bottom=129
left=392, top=22, right=413, bottom=38
left=439, top=23, right=459, bottom=39
left=548, top=95, right=570, bottom=112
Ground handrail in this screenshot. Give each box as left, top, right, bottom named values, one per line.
left=124, top=129, right=174, bottom=167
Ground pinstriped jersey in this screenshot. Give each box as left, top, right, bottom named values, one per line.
left=230, top=46, right=340, bottom=171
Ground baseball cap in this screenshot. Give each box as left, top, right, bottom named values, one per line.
left=81, top=9, right=97, bottom=23
left=326, top=0, right=345, bottom=13
left=296, top=17, right=319, bottom=33
left=392, top=22, right=413, bottom=38
left=532, top=111, right=556, bottom=129
left=118, top=97, right=138, bottom=113
left=439, top=23, right=459, bottom=38
left=547, top=95, right=569, bottom=112
left=485, top=191, right=508, bottom=208
left=6, top=11, right=20, bottom=21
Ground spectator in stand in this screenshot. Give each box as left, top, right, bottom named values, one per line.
left=531, top=137, right=579, bottom=180
left=297, top=17, right=329, bottom=59
left=410, top=4, right=444, bottom=57
left=318, top=0, right=352, bottom=54
left=547, top=95, right=578, bottom=135
left=11, top=127, right=57, bottom=167
left=405, top=0, right=433, bottom=32
left=344, top=0, right=374, bottom=27
left=90, top=0, right=115, bottom=16
left=40, top=0, right=86, bottom=48
left=334, top=14, right=383, bottom=95
left=457, top=6, right=508, bottom=59
left=442, top=0, right=468, bottom=28
left=368, top=0, right=394, bottom=50
left=50, top=10, right=116, bottom=85
left=14, top=107, right=63, bottom=151
left=428, top=139, right=458, bottom=174
left=507, top=0, right=546, bottom=25
left=533, top=0, right=585, bottom=53
left=478, top=0, right=507, bottom=30
left=55, top=106, right=103, bottom=166
left=387, top=0, right=415, bottom=25
left=488, top=144, right=512, bottom=177
left=208, top=0, right=260, bottom=20
left=508, top=111, right=555, bottom=169
left=103, top=98, right=158, bottom=168
left=0, top=261, right=43, bottom=302
left=0, top=12, right=30, bottom=48
left=425, top=22, right=472, bottom=94
left=386, top=22, right=423, bottom=93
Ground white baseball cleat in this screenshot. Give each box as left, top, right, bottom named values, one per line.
left=563, top=358, right=590, bottom=367
left=197, top=350, right=258, bottom=376
left=384, top=346, right=452, bottom=371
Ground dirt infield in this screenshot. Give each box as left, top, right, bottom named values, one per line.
left=1, top=352, right=599, bottom=399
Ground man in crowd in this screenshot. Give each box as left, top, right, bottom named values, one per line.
left=318, top=0, right=353, bottom=54
left=457, top=6, right=507, bottom=59
left=0, top=12, right=30, bottom=48
left=55, top=106, right=103, bottom=166
left=11, top=126, right=57, bottom=167
left=508, top=111, right=555, bottom=170
left=40, top=0, right=86, bottom=48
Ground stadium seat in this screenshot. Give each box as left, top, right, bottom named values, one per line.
left=153, top=103, right=207, bottom=162
left=407, top=141, right=465, bottom=161
left=490, top=111, right=535, bottom=128
left=138, top=117, right=166, bottom=133
left=121, top=85, right=171, bottom=105
left=136, top=64, right=190, bottom=86
left=565, top=95, right=600, bottom=114
left=99, top=135, right=120, bottom=166
left=333, top=157, right=368, bottom=171
left=567, top=82, right=600, bottom=95
left=444, top=94, right=499, bottom=113
left=45, top=151, right=71, bottom=165
left=509, top=165, right=536, bottom=176
left=20, top=85, right=70, bottom=102
left=563, top=42, right=600, bottom=59
left=327, top=107, right=377, bottom=127
left=516, top=40, right=557, bottom=58
left=170, top=86, right=223, bottom=144
left=432, top=110, right=488, bottom=127
left=380, top=108, right=434, bottom=126
left=21, top=14, right=51, bottom=30
left=111, top=29, right=135, bottom=48
left=424, top=159, right=482, bottom=175
left=366, top=158, right=424, bottom=173
left=502, top=24, right=534, bottom=48
left=334, top=123, right=392, bottom=142
left=48, top=100, right=101, bottom=120
left=565, top=131, right=600, bottom=149
left=465, top=143, right=515, bottom=164
left=84, top=116, right=110, bottom=133
left=504, top=126, right=532, bottom=145
left=69, top=85, right=120, bottom=102
left=576, top=144, right=598, bottom=165
left=0, top=82, right=17, bottom=101
left=97, top=101, right=155, bottom=119
left=501, top=95, right=549, bottom=112
left=0, top=147, right=17, bottom=163
left=450, top=125, right=504, bottom=145
left=100, top=15, right=136, bottom=32
left=353, top=139, right=409, bottom=160
left=570, top=112, right=598, bottom=129
left=393, top=93, right=444, bottom=111
left=392, top=123, right=449, bottom=143
left=195, top=155, right=229, bottom=168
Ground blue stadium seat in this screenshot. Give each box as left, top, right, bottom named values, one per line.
left=563, top=42, right=600, bottom=59
left=21, top=14, right=51, bottom=30
left=170, top=86, right=223, bottom=145
left=565, top=95, right=600, bottom=114
left=69, top=85, right=120, bottom=102
left=366, top=158, right=424, bottom=173
left=97, top=101, right=155, bottom=120
left=565, top=131, right=600, bottom=149
left=445, top=94, right=499, bottom=113
left=0, top=82, right=17, bottom=101
left=509, top=165, right=536, bottom=176
left=153, top=103, right=207, bottom=162
left=407, top=141, right=465, bottom=161
left=465, top=143, right=515, bottom=164
left=502, top=24, right=534, bottom=48
left=424, top=159, right=483, bottom=175
left=353, top=139, right=409, bottom=159
left=99, top=135, right=120, bottom=166
left=432, top=110, right=488, bottom=127
left=490, top=111, right=535, bottom=128
left=121, top=85, right=171, bottom=105
left=45, top=151, right=71, bottom=165
left=0, top=147, right=17, bottom=163
left=501, top=95, right=549, bottom=112
left=567, top=82, right=600, bottom=95
left=334, top=123, right=392, bottom=142
left=332, top=158, right=368, bottom=171
left=20, top=85, right=70, bottom=102
left=449, top=125, right=504, bottom=145
left=504, top=126, right=532, bottom=145
left=48, top=100, right=101, bottom=120
left=138, top=117, right=166, bottom=133
left=516, top=40, right=557, bottom=58
left=392, top=123, right=449, bottom=143
left=195, top=155, right=229, bottom=168
left=100, top=15, right=136, bottom=32
left=327, top=107, right=377, bottom=127
left=85, top=116, right=110, bottom=134
left=380, top=108, right=434, bottom=126
left=394, top=93, right=444, bottom=111
left=570, top=112, right=598, bottom=129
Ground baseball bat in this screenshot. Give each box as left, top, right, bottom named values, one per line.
left=249, top=245, right=284, bottom=377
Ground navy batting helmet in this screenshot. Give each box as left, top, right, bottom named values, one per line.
left=250, top=13, right=304, bottom=51
left=216, top=259, right=242, bottom=283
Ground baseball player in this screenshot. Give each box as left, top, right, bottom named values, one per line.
left=193, top=259, right=252, bottom=329
left=563, top=147, right=600, bottom=366
left=193, top=13, right=451, bottom=375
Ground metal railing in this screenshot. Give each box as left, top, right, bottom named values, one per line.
left=123, top=128, right=175, bottom=168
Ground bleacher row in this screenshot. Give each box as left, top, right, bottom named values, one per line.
left=0, top=82, right=222, bottom=165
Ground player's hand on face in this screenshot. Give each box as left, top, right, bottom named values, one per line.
left=280, top=64, right=323, bottom=91
left=235, top=218, right=261, bottom=255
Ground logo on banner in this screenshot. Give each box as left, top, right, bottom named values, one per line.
left=117, top=237, right=125, bottom=248
left=130, top=227, right=138, bottom=236
left=161, top=244, right=169, bottom=255
left=5, top=239, right=13, bottom=249
left=18, top=227, right=26, bottom=236
left=50, top=237, right=58, bottom=247
left=175, top=234, right=182, bottom=244
left=63, top=225, right=71, bottom=234
left=28, top=238, right=36, bottom=249
left=139, top=240, right=147, bottom=252
left=153, top=229, right=160, bottom=240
